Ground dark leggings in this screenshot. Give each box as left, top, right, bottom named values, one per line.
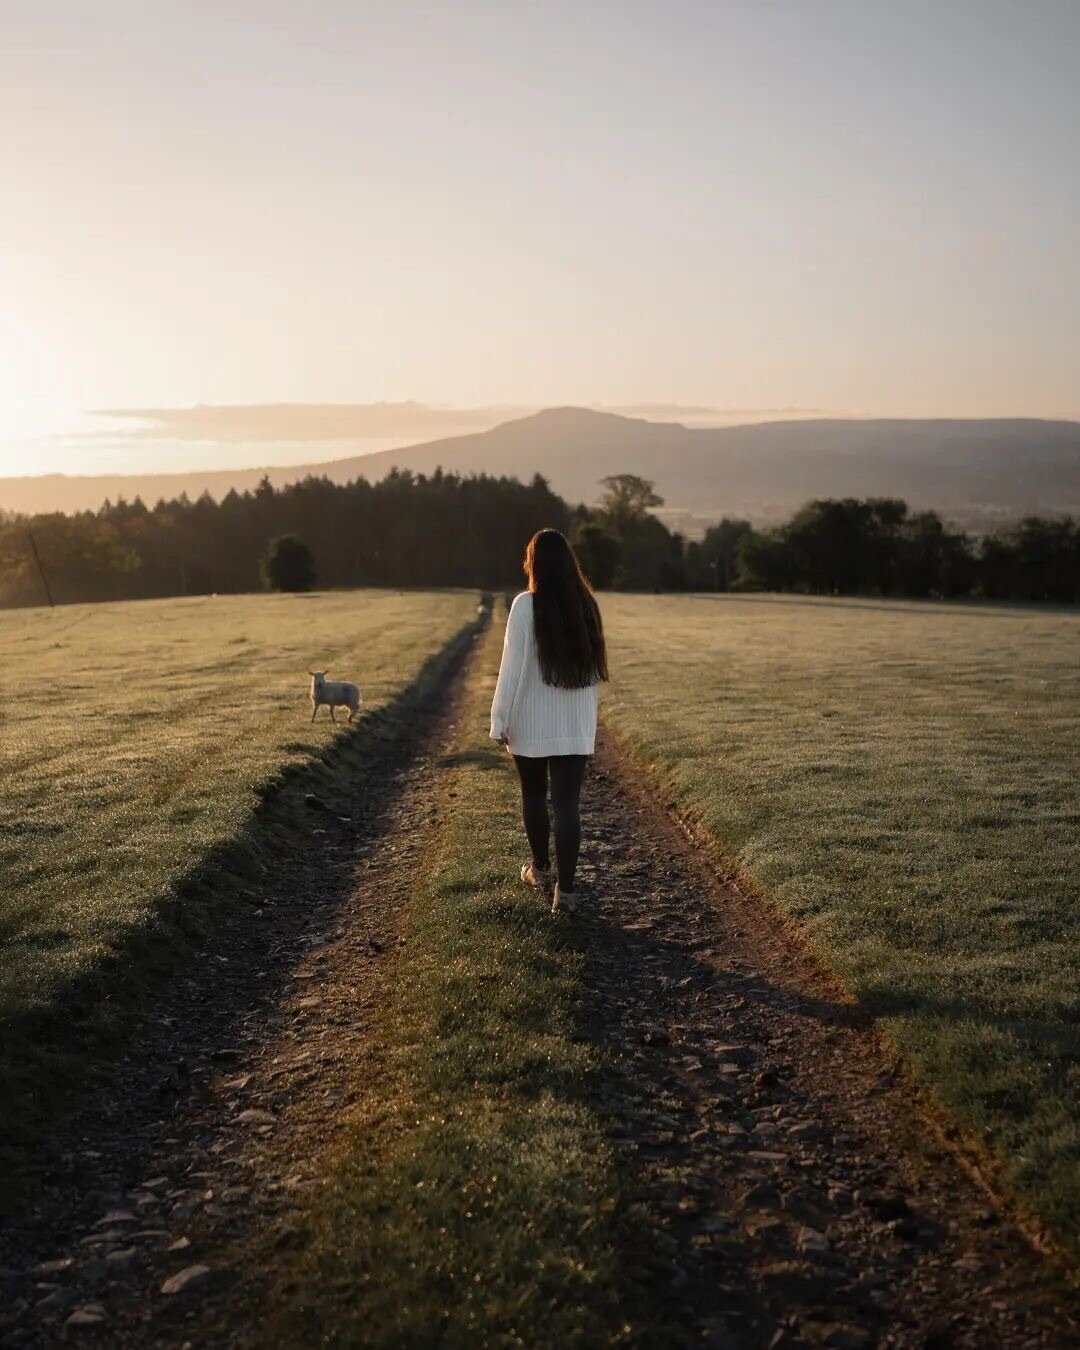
left=512, top=754, right=587, bottom=892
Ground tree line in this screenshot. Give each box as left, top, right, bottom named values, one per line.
left=0, top=468, right=1077, bottom=607
left=0, top=470, right=569, bottom=607
left=677, top=496, right=1080, bottom=603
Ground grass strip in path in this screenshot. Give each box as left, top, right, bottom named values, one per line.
left=266, top=608, right=634, bottom=1347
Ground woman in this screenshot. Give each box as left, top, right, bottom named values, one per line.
left=490, top=528, right=608, bottom=914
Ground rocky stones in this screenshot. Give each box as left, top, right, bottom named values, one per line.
left=768, top=1328, right=810, bottom=1350
left=823, top=1330, right=874, bottom=1350
left=65, top=1303, right=107, bottom=1327
left=741, top=1181, right=782, bottom=1209
left=857, top=1189, right=910, bottom=1221
left=31, top=1257, right=75, bottom=1278
left=781, top=1186, right=828, bottom=1227
left=796, top=1226, right=831, bottom=1255
left=95, top=1209, right=136, bottom=1227
left=710, top=1043, right=755, bottom=1065
left=160, top=1263, right=212, bottom=1295
left=35, top=1287, right=75, bottom=1317
left=758, top=1261, right=824, bottom=1299
left=744, top=1216, right=787, bottom=1241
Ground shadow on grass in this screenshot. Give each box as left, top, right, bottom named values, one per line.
left=864, top=988, right=1080, bottom=1056
left=0, top=614, right=484, bottom=1232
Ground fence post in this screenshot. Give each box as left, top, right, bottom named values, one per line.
left=27, top=530, right=54, bottom=607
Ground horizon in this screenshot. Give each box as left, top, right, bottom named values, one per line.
left=2, top=400, right=828, bottom=479
left=5, top=401, right=1080, bottom=484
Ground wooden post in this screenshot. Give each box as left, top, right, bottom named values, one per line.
left=27, top=529, right=54, bottom=607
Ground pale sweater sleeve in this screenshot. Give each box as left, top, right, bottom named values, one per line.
left=490, top=594, right=530, bottom=741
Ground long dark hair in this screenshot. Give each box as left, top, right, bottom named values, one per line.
left=525, top=529, right=608, bottom=688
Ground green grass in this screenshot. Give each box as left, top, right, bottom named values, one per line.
left=600, top=592, right=1080, bottom=1250
left=0, top=589, right=477, bottom=1040
left=266, top=612, right=635, bottom=1347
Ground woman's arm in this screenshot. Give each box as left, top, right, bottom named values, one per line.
left=489, top=594, right=529, bottom=743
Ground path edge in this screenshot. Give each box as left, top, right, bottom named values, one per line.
left=598, top=714, right=1079, bottom=1287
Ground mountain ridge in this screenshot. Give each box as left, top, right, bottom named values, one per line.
left=3, top=407, right=1079, bottom=529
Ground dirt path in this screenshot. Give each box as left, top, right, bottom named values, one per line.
left=0, top=633, right=480, bottom=1347
left=576, top=740, right=1076, bottom=1349
left=2, top=652, right=1076, bottom=1346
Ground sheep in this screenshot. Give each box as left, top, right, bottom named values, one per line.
left=308, top=670, right=362, bottom=723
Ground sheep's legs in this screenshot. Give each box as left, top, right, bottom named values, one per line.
left=330, top=706, right=336, bottom=723
left=311, top=704, right=318, bottom=723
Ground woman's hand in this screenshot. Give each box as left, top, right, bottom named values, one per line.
left=495, top=733, right=510, bottom=751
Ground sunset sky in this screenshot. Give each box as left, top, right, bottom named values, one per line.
left=1, top=0, right=1078, bottom=476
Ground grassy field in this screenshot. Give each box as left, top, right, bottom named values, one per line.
left=601, top=592, right=1080, bottom=1248
left=268, top=609, right=635, bottom=1346
left=0, top=589, right=477, bottom=1048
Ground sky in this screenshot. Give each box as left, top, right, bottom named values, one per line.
left=1, top=0, right=1078, bottom=476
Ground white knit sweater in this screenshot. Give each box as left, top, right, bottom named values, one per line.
left=489, top=591, right=599, bottom=757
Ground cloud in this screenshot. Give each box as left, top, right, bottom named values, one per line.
left=90, top=403, right=529, bottom=443
left=91, top=401, right=838, bottom=443
left=601, top=404, right=834, bottom=422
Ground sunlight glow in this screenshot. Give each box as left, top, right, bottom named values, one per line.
left=0, top=310, right=63, bottom=445
left=0, top=1, right=1076, bottom=483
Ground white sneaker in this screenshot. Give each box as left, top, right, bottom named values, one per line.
left=551, top=884, right=579, bottom=915
left=521, top=861, right=551, bottom=890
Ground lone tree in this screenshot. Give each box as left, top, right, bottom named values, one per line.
left=595, top=474, right=671, bottom=589
left=261, top=534, right=317, bottom=592
left=598, top=473, right=664, bottom=529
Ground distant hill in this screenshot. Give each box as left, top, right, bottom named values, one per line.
left=2, top=407, right=1079, bottom=529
